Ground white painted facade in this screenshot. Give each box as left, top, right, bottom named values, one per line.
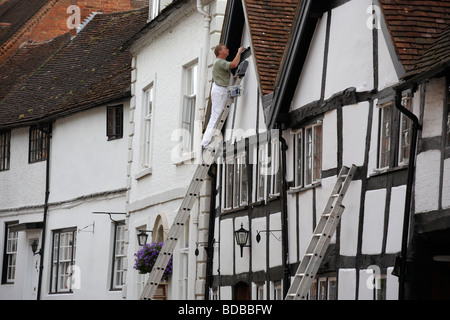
left=211, top=0, right=412, bottom=300
left=0, top=102, right=130, bottom=300
left=123, top=0, right=227, bottom=300
left=285, top=0, right=403, bottom=300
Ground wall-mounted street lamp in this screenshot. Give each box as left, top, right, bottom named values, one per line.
left=234, top=223, right=250, bottom=257
left=137, top=230, right=153, bottom=246
left=255, top=230, right=282, bottom=243
left=31, top=240, right=41, bottom=256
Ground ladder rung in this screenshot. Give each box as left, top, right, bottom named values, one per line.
left=313, top=233, right=323, bottom=237
left=331, top=193, right=341, bottom=198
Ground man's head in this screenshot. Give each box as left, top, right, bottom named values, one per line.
left=214, top=43, right=229, bottom=58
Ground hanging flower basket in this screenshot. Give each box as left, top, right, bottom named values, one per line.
left=133, top=242, right=173, bottom=280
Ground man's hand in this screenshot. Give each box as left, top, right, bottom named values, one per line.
left=230, top=47, right=247, bottom=69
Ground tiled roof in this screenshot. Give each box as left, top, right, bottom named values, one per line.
left=379, top=0, right=450, bottom=72
left=403, top=25, right=450, bottom=79
left=0, top=7, right=148, bottom=127
left=243, top=0, right=300, bottom=96
left=0, top=33, right=69, bottom=101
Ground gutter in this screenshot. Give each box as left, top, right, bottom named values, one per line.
left=196, top=0, right=212, bottom=125
left=37, top=123, right=52, bottom=300
left=204, top=165, right=217, bottom=300
left=393, top=89, right=422, bottom=300
left=279, top=133, right=290, bottom=298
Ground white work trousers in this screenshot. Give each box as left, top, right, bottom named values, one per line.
left=201, top=83, right=229, bottom=147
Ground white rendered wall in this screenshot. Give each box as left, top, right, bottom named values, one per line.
left=340, top=181, right=361, bottom=256
left=362, top=189, right=386, bottom=254
left=251, top=217, right=266, bottom=272
left=415, top=150, right=441, bottom=213
left=0, top=127, right=46, bottom=210
left=50, top=103, right=129, bottom=203
left=386, top=186, right=405, bottom=253
left=422, top=77, right=445, bottom=139
left=443, top=159, right=450, bottom=209
left=128, top=11, right=203, bottom=205
left=325, top=0, right=374, bottom=99
left=290, top=12, right=327, bottom=110
left=322, top=109, right=337, bottom=171
left=41, top=195, right=126, bottom=300
left=377, top=20, right=400, bottom=89
left=338, top=269, right=356, bottom=300
left=268, top=213, right=282, bottom=269
left=343, top=102, right=369, bottom=167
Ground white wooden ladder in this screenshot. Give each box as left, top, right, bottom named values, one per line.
left=285, top=165, right=357, bottom=300
left=139, top=61, right=248, bottom=300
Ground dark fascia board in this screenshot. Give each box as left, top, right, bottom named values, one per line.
left=9, top=221, right=44, bottom=232
left=267, top=0, right=314, bottom=130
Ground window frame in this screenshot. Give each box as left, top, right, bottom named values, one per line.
left=142, top=84, right=154, bottom=169
left=378, top=102, right=393, bottom=169
left=106, top=105, right=123, bottom=141
left=398, top=96, right=412, bottom=166
left=269, top=138, right=281, bottom=198
left=180, top=62, right=198, bottom=154
left=110, top=221, right=125, bottom=291
left=309, top=275, right=337, bottom=300
left=0, top=130, right=11, bottom=171
left=29, top=123, right=51, bottom=163
left=178, top=217, right=190, bottom=299
left=49, top=228, right=77, bottom=294
left=2, top=221, right=19, bottom=284
left=256, top=143, right=268, bottom=202
left=293, top=121, right=323, bottom=188
left=222, top=142, right=249, bottom=212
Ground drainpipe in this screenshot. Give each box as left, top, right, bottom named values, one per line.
left=394, top=89, right=422, bottom=300
left=279, top=131, right=290, bottom=298
left=197, top=0, right=211, bottom=125
left=37, top=123, right=52, bottom=300
left=204, top=165, right=217, bottom=300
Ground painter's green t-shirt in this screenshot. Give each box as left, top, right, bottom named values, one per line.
left=213, top=58, right=231, bottom=87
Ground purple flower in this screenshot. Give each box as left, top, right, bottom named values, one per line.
left=134, top=242, right=173, bottom=279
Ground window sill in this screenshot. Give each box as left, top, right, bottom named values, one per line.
left=135, top=167, right=152, bottom=180
left=288, top=181, right=322, bottom=194
left=370, top=164, right=408, bottom=177
left=172, top=151, right=195, bottom=165
left=221, top=204, right=249, bottom=215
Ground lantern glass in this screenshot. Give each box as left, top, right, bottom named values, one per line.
left=234, top=224, right=249, bottom=246
left=137, top=230, right=149, bottom=246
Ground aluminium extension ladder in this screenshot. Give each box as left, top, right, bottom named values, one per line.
left=285, top=165, right=357, bottom=300
left=140, top=60, right=249, bottom=300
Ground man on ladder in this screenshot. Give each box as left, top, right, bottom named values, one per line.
left=201, top=44, right=246, bottom=147
left=140, top=44, right=248, bottom=300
